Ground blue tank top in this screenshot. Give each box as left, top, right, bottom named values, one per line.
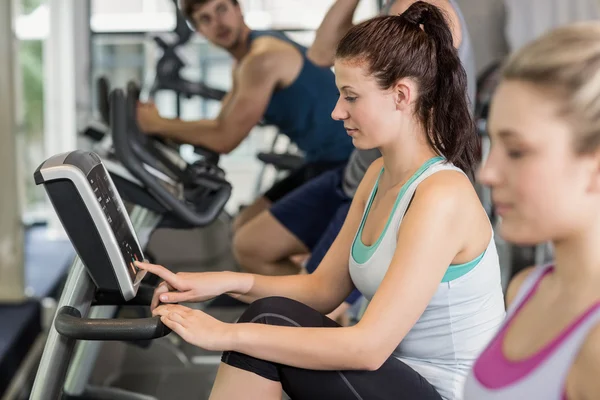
left=248, top=30, right=354, bottom=163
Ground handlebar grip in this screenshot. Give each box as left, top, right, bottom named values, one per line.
left=54, top=306, right=171, bottom=341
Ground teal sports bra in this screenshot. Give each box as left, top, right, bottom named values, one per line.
left=351, top=156, right=484, bottom=282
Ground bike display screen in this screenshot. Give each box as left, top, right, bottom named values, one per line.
left=88, top=165, right=143, bottom=283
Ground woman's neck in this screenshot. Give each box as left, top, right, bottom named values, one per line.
left=552, top=220, right=600, bottom=292
left=378, top=127, right=439, bottom=188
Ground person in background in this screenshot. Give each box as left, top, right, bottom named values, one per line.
left=136, top=0, right=354, bottom=232
left=233, top=0, right=478, bottom=324
left=139, top=3, right=505, bottom=399
left=464, top=22, right=600, bottom=400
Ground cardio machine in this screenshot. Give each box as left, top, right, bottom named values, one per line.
left=143, top=0, right=226, bottom=109
left=115, top=82, right=232, bottom=228
left=27, top=85, right=235, bottom=399
left=30, top=150, right=172, bottom=400
left=81, top=76, right=112, bottom=145
left=140, top=0, right=304, bottom=195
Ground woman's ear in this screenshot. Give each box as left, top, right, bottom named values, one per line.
left=393, top=78, right=416, bottom=111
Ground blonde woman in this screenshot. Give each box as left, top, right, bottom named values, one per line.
left=464, top=23, right=600, bottom=399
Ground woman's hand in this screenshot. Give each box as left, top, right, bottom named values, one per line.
left=135, top=261, right=236, bottom=310
left=153, top=304, right=235, bottom=351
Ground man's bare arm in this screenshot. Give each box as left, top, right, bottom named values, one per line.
left=306, top=0, right=463, bottom=69
left=306, top=0, right=361, bottom=68
left=389, top=0, right=462, bottom=48
left=140, top=53, right=279, bottom=153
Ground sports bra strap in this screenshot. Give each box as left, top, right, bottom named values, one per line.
left=506, top=264, right=554, bottom=318
left=391, top=161, right=465, bottom=234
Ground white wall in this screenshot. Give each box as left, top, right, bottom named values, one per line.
left=455, top=0, right=509, bottom=74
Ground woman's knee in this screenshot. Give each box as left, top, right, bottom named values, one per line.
left=238, top=297, right=337, bottom=329
left=237, top=297, right=299, bottom=324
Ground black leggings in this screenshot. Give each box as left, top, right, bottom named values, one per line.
left=221, top=297, right=443, bottom=400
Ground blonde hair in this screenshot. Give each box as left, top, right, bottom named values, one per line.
left=503, top=22, right=600, bottom=153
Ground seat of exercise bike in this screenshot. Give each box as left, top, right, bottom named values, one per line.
left=193, top=145, right=220, bottom=165
left=257, top=152, right=304, bottom=171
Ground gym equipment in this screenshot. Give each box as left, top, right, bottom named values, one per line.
left=30, top=151, right=170, bottom=400
left=82, top=76, right=111, bottom=144
left=94, top=79, right=232, bottom=229
left=128, top=80, right=222, bottom=167
left=142, top=0, right=304, bottom=192
left=97, top=76, right=111, bottom=126
left=253, top=133, right=305, bottom=197
left=116, top=84, right=232, bottom=227
left=144, top=0, right=226, bottom=114
left=474, top=61, right=502, bottom=222
left=26, top=82, right=236, bottom=398
left=139, top=0, right=305, bottom=193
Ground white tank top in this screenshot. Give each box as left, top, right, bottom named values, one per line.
left=349, top=159, right=506, bottom=400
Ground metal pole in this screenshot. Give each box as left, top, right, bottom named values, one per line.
left=29, top=259, right=95, bottom=400
left=0, top=0, right=25, bottom=302
left=44, top=0, right=79, bottom=237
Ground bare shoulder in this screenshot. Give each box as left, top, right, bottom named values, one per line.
left=567, top=321, right=600, bottom=400
left=414, top=169, right=475, bottom=209
left=362, top=158, right=385, bottom=187
left=234, top=49, right=283, bottom=85
left=248, top=35, right=297, bottom=60
left=409, top=169, right=488, bottom=254
left=245, top=36, right=300, bottom=76
left=505, top=267, right=536, bottom=307
left=240, top=48, right=277, bottom=72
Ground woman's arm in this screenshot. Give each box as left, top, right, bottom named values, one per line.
left=143, top=162, right=378, bottom=314
left=220, top=170, right=478, bottom=371
left=141, top=251, right=353, bottom=315
left=231, top=161, right=382, bottom=314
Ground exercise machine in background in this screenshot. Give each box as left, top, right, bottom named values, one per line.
left=142, top=0, right=226, bottom=111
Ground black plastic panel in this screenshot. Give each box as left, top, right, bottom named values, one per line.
left=44, top=179, right=119, bottom=292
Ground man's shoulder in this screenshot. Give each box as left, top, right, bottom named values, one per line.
left=238, top=48, right=279, bottom=76
left=249, top=34, right=299, bottom=60
left=242, top=37, right=300, bottom=77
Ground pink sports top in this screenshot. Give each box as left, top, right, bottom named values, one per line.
left=462, top=264, right=600, bottom=399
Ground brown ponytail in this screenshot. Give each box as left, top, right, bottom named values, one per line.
left=336, top=1, right=479, bottom=175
